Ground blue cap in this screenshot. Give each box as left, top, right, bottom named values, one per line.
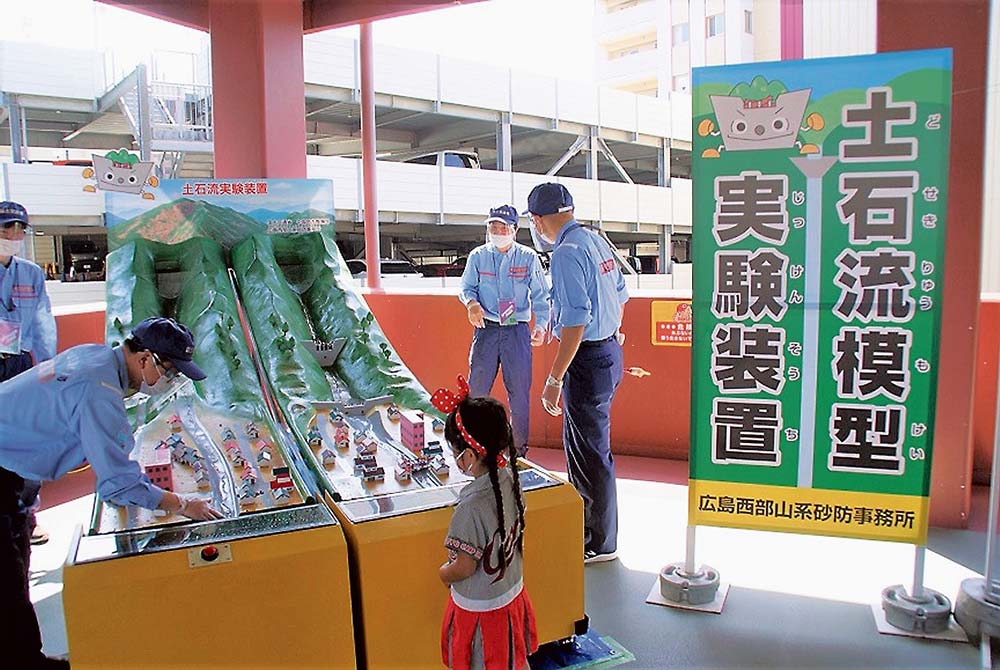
left=131, top=317, right=207, bottom=381
left=485, top=204, right=518, bottom=227
left=525, top=183, right=574, bottom=216
left=0, top=201, right=29, bottom=226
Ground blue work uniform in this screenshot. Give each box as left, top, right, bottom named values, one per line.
left=0, top=344, right=162, bottom=667
left=0, top=257, right=56, bottom=381
left=0, top=344, right=164, bottom=510
left=459, top=242, right=550, bottom=454
left=550, top=220, right=629, bottom=555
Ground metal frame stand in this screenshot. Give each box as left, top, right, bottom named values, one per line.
left=656, top=526, right=722, bottom=609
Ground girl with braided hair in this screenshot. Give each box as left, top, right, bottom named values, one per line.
left=433, top=377, right=536, bottom=670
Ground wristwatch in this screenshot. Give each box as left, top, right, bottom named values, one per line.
left=545, top=375, right=563, bottom=388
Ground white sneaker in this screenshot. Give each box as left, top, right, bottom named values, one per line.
left=584, top=549, right=618, bottom=564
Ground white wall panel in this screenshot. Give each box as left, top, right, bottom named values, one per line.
left=0, top=43, right=101, bottom=99
left=302, top=33, right=356, bottom=89
left=981, top=1, right=1000, bottom=293
left=442, top=168, right=512, bottom=215
left=802, top=0, right=876, bottom=59
left=376, top=45, right=437, bottom=100
left=637, top=95, right=672, bottom=138
left=511, top=71, right=557, bottom=119
left=557, top=80, right=599, bottom=126
left=558, top=177, right=600, bottom=221
left=439, top=57, right=509, bottom=110
left=4, top=164, right=104, bottom=216
left=307, top=155, right=360, bottom=211
left=638, top=184, right=671, bottom=225
left=670, top=177, right=693, bottom=229
left=512, top=173, right=552, bottom=213
left=599, top=87, right=637, bottom=132
left=377, top=161, right=439, bottom=213
left=671, top=91, right=693, bottom=142
left=600, top=181, right=639, bottom=222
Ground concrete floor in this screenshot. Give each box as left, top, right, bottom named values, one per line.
left=31, top=450, right=986, bottom=669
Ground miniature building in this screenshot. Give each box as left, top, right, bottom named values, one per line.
left=424, top=440, right=443, bottom=456
left=271, top=466, right=293, bottom=490
left=430, top=455, right=449, bottom=476
left=232, top=454, right=247, bottom=468
left=273, top=487, right=291, bottom=501
left=432, top=418, right=445, bottom=433
left=361, top=465, right=385, bottom=482
left=356, top=439, right=378, bottom=456
left=386, top=405, right=401, bottom=422
left=399, top=411, right=425, bottom=453
left=167, top=434, right=184, bottom=447
left=394, top=463, right=412, bottom=482
left=195, top=470, right=211, bottom=491
left=307, top=426, right=323, bottom=447
left=154, top=440, right=169, bottom=451
left=245, top=422, right=260, bottom=439
left=223, top=440, right=238, bottom=451
left=221, top=427, right=237, bottom=441
left=257, top=449, right=272, bottom=468
left=411, top=456, right=430, bottom=472
left=239, top=482, right=258, bottom=501
left=241, top=465, right=256, bottom=482
left=144, top=450, right=173, bottom=492
left=335, top=426, right=350, bottom=450
left=321, top=449, right=337, bottom=468
left=331, top=414, right=347, bottom=429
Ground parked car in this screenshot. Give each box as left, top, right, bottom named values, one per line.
left=347, top=258, right=423, bottom=279
left=402, top=150, right=481, bottom=169
left=417, top=255, right=469, bottom=278
left=63, top=239, right=105, bottom=282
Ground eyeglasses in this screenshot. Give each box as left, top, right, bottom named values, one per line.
left=150, top=353, right=177, bottom=381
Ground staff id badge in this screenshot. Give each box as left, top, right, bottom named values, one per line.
left=498, top=298, right=517, bottom=326
left=0, top=318, right=22, bottom=355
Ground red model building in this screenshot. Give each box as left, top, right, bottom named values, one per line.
left=144, top=450, right=174, bottom=492
left=399, top=410, right=425, bottom=453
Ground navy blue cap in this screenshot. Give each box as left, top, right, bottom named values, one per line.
left=485, top=204, right=518, bottom=227
left=131, top=317, right=206, bottom=381
left=524, top=183, right=574, bottom=216
left=0, top=201, right=29, bottom=226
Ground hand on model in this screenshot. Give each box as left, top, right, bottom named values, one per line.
left=182, top=495, right=225, bottom=521
left=531, top=325, right=546, bottom=347
left=467, top=301, right=486, bottom=328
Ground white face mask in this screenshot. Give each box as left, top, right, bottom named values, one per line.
left=0, top=238, right=23, bottom=257
left=140, top=375, right=176, bottom=397
left=489, top=233, right=514, bottom=250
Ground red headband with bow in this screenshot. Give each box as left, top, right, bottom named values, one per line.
left=430, top=375, right=508, bottom=469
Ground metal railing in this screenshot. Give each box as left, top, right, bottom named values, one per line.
left=149, top=81, right=214, bottom=138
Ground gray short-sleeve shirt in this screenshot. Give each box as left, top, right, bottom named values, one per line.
left=445, top=468, right=525, bottom=608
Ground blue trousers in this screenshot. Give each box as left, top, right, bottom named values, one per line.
left=562, top=338, right=624, bottom=555
left=468, top=321, right=531, bottom=455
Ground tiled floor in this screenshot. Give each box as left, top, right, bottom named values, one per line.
left=31, top=449, right=987, bottom=668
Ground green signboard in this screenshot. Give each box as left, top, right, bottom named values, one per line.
left=690, top=49, right=952, bottom=543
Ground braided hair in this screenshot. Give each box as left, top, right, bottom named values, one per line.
left=445, top=396, right=527, bottom=561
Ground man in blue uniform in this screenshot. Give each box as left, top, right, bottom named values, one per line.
left=459, top=204, right=550, bottom=456
left=526, top=183, right=628, bottom=564
left=0, top=201, right=58, bottom=546
left=0, top=317, right=223, bottom=669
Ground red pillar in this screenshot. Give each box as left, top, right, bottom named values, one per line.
left=360, top=22, right=381, bottom=290
left=209, top=0, right=307, bottom=179
left=877, top=0, right=991, bottom=527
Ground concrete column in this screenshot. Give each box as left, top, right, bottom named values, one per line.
left=209, top=0, right=306, bottom=178
left=8, top=101, right=24, bottom=164
left=496, top=112, right=512, bottom=171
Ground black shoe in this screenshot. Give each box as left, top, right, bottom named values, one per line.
left=35, top=656, right=70, bottom=669
left=583, top=549, right=618, bottom=564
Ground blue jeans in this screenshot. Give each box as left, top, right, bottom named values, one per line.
left=467, top=321, right=532, bottom=455
left=562, top=338, right=624, bottom=555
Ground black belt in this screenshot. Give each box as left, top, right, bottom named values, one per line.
left=580, top=333, right=617, bottom=347
left=482, top=319, right=522, bottom=327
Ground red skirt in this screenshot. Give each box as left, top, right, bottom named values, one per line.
left=441, top=588, right=538, bottom=670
